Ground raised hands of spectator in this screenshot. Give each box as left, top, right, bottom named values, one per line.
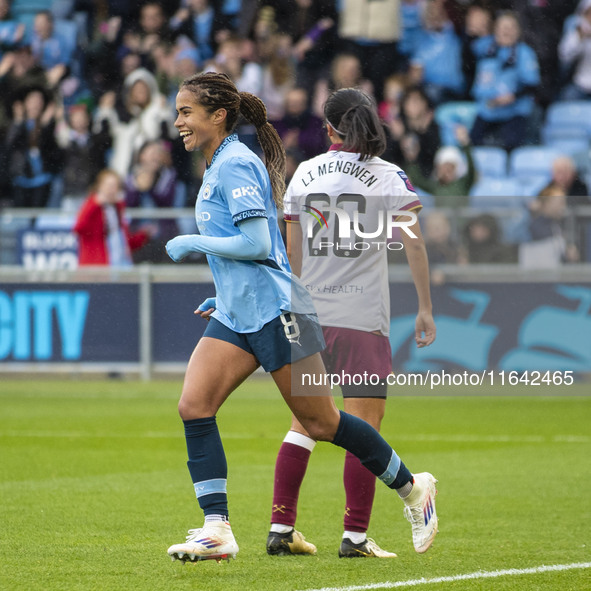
left=387, top=116, right=405, bottom=141
left=134, top=167, right=156, bottom=192
left=104, top=16, right=122, bottom=43
left=0, top=52, right=16, bottom=76
left=41, top=101, right=57, bottom=126
left=14, top=23, right=25, bottom=44
left=401, top=134, right=420, bottom=163
left=488, top=93, right=516, bottom=108
left=99, top=91, right=117, bottom=110
left=454, top=125, right=470, bottom=147
left=172, top=7, right=190, bottom=24
left=46, top=63, right=67, bottom=88
left=11, top=100, right=24, bottom=123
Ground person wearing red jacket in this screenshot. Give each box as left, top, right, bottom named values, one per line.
left=73, top=169, right=150, bottom=266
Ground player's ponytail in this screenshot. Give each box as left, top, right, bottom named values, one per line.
left=179, top=72, right=285, bottom=208
left=324, top=88, right=386, bottom=161
left=239, top=91, right=286, bottom=208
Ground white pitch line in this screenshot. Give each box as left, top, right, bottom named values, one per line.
left=299, top=562, right=591, bottom=591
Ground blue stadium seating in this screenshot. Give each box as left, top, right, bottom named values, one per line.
left=469, top=177, right=524, bottom=210
left=434, top=101, right=479, bottom=146
left=471, top=147, right=508, bottom=178
left=545, top=101, right=591, bottom=137
left=509, top=146, right=562, bottom=180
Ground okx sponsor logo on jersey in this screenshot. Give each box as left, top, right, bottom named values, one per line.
left=301, top=195, right=418, bottom=257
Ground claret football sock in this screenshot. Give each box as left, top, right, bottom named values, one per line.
left=270, top=430, right=316, bottom=526
left=343, top=451, right=376, bottom=533
left=183, top=416, right=229, bottom=516
left=332, top=411, right=413, bottom=491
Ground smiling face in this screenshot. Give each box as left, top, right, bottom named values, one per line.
left=174, top=88, right=227, bottom=162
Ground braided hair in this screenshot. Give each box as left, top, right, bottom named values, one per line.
left=324, top=88, right=386, bottom=161
left=180, top=72, right=286, bottom=207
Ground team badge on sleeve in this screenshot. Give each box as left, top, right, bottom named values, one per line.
left=397, top=171, right=416, bottom=193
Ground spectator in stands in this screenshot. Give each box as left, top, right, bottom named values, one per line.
left=312, top=53, right=374, bottom=118
left=31, top=11, right=73, bottom=88
left=0, top=0, right=25, bottom=59
left=259, top=33, right=295, bottom=121
left=5, top=87, right=62, bottom=208
left=207, top=35, right=262, bottom=95
left=273, top=87, right=326, bottom=160
left=270, top=0, right=336, bottom=94
left=399, top=0, right=425, bottom=58
left=117, top=2, right=176, bottom=69
left=423, top=210, right=462, bottom=284
left=403, top=125, right=475, bottom=208
left=54, top=103, right=111, bottom=210
left=93, top=67, right=176, bottom=178
left=521, top=184, right=580, bottom=266
left=124, top=139, right=178, bottom=263
left=460, top=3, right=493, bottom=96
left=170, top=0, right=226, bottom=64
left=559, top=0, right=591, bottom=100
left=470, top=11, right=540, bottom=151
left=408, top=0, right=464, bottom=104
left=74, top=169, right=152, bottom=266
left=337, top=0, right=404, bottom=100
left=463, top=213, right=516, bottom=264
left=388, top=85, right=440, bottom=178
left=378, top=73, right=408, bottom=127
left=549, top=155, right=590, bottom=205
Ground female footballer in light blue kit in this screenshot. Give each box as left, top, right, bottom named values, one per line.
left=164, top=72, right=438, bottom=563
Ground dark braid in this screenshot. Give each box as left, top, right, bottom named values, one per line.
left=180, top=72, right=286, bottom=207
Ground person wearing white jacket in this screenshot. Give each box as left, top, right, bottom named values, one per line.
left=93, top=67, right=177, bottom=177
left=559, top=0, right=591, bottom=99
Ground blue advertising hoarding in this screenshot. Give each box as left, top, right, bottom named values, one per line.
left=1, top=281, right=589, bottom=372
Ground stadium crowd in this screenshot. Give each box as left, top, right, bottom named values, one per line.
left=1, top=0, right=590, bottom=267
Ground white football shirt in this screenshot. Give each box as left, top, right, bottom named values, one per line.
left=284, top=148, right=421, bottom=335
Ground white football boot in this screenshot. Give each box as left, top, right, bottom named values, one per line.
left=167, top=521, right=239, bottom=563
left=403, top=472, right=439, bottom=553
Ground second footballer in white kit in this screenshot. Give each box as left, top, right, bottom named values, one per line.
left=267, top=88, right=438, bottom=558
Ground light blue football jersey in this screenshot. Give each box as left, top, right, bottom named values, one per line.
left=195, top=134, right=313, bottom=333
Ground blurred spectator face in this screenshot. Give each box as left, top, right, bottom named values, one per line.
left=0, top=0, right=10, bottom=20
left=465, top=6, right=492, bottom=38
left=437, top=161, right=457, bottom=184
left=140, top=4, right=165, bottom=34
left=383, top=76, right=405, bottom=104
left=97, top=171, right=122, bottom=202
left=424, top=211, right=451, bottom=244
left=552, top=157, right=576, bottom=190
left=188, top=0, right=209, bottom=13
left=129, top=80, right=151, bottom=108
left=296, top=0, right=312, bottom=8
left=285, top=88, right=308, bottom=117
left=403, top=89, right=429, bottom=120
left=218, top=38, right=242, bottom=63
left=469, top=222, right=491, bottom=244
left=33, top=13, right=53, bottom=40
left=422, top=1, right=447, bottom=31
left=69, top=107, right=90, bottom=133
left=332, top=55, right=362, bottom=89
left=494, top=14, right=520, bottom=47
left=139, top=141, right=167, bottom=171
left=24, top=90, right=45, bottom=120
left=585, top=6, right=591, bottom=25
left=121, top=52, right=141, bottom=77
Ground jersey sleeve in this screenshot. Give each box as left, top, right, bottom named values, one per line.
left=219, top=157, right=269, bottom=226
left=385, top=167, right=423, bottom=215
left=283, top=177, right=300, bottom=223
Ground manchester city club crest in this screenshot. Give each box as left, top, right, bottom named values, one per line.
left=202, top=184, right=211, bottom=200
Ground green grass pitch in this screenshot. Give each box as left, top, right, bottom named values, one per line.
left=1, top=379, right=590, bottom=591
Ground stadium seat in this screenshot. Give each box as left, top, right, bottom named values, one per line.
left=519, top=176, right=551, bottom=198
left=434, top=101, right=479, bottom=146
left=471, top=147, right=508, bottom=178
left=469, top=177, right=523, bottom=209
left=509, top=146, right=562, bottom=180
left=543, top=137, right=589, bottom=158
left=10, top=0, right=51, bottom=16
left=545, top=101, right=591, bottom=137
